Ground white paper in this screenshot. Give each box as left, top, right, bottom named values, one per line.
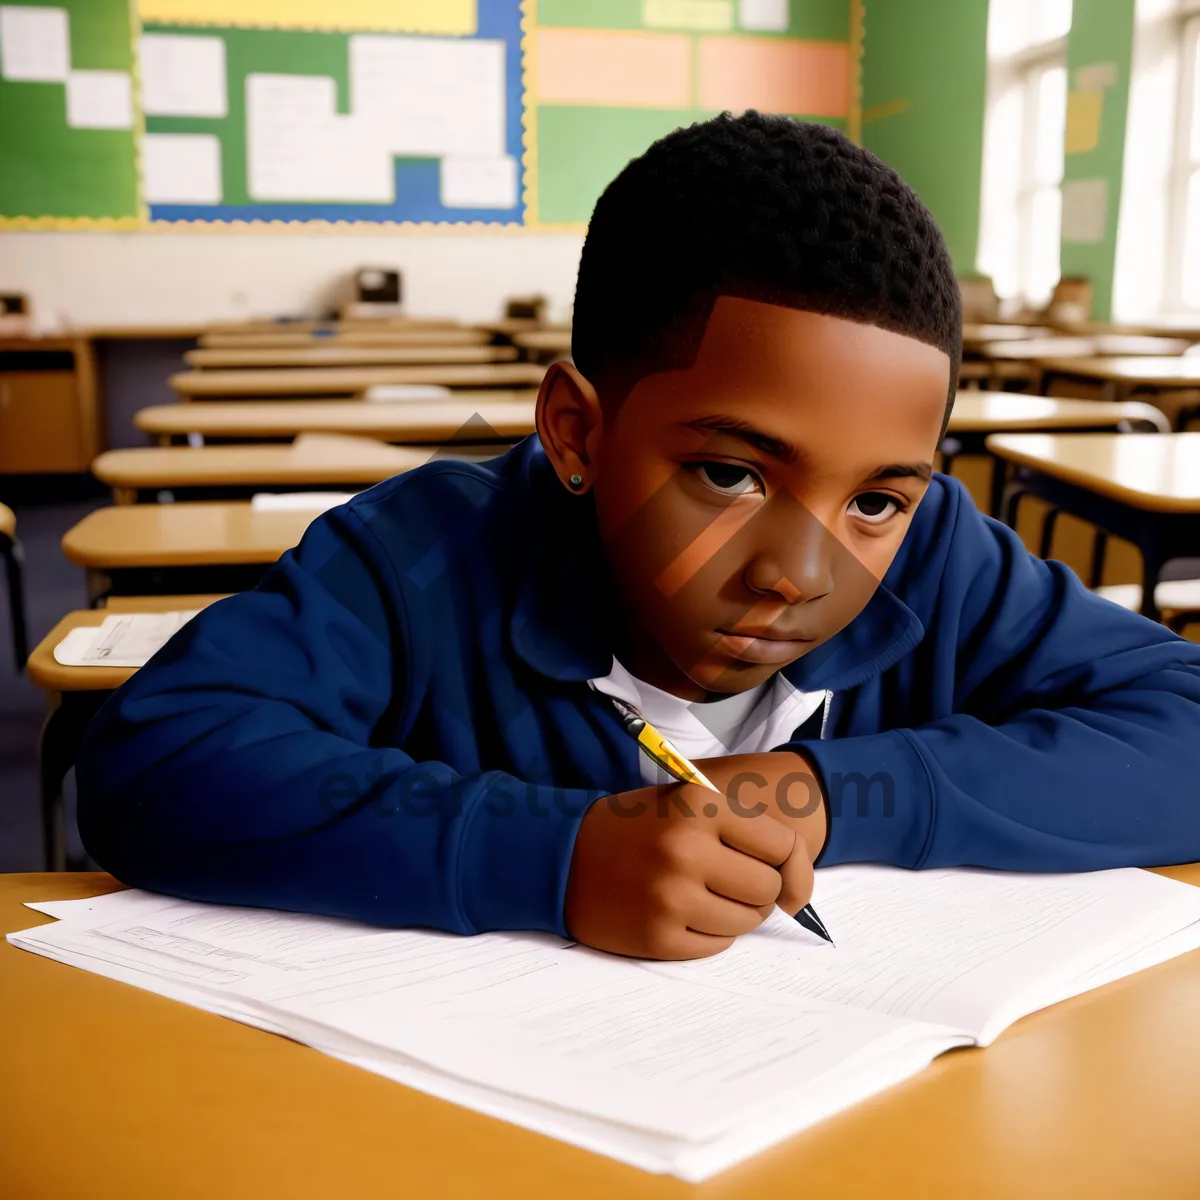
left=739, top=0, right=789, bottom=32
left=1061, top=178, right=1108, bottom=244
left=246, top=73, right=393, bottom=203
left=363, top=384, right=453, bottom=403
left=250, top=492, right=356, bottom=512
left=65, top=69, right=133, bottom=130
left=139, top=33, right=227, bottom=118
left=13, top=866, right=1200, bottom=1181
left=0, top=5, right=69, bottom=83
left=142, top=133, right=223, bottom=205
left=349, top=35, right=506, bottom=158
left=1076, top=61, right=1118, bottom=91
left=440, top=154, right=518, bottom=209
left=53, top=611, right=199, bottom=669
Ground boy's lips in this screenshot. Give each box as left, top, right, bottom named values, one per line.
left=715, top=629, right=815, bottom=664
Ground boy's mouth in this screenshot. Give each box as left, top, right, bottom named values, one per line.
left=714, top=629, right=815, bottom=665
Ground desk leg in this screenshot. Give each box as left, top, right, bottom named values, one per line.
left=1136, top=533, right=1164, bottom=623
left=939, top=436, right=961, bottom=477
left=988, top=458, right=1007, bottom=520
left=38, top=691, right=108, bottom=871
left=1038, top=508, right=1061, bottom=561
left=1089, top=530, right=1110, bottom=589
left=1, top=534, right=29, bottom=671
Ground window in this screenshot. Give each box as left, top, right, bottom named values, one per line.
left=1169, top=8, right=1200, bottom=309
left=977, top=0, right=1073, bottom=305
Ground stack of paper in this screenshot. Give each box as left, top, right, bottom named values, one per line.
left=12, top=865, right=1200, bottom=1180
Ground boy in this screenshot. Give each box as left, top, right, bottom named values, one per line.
left=78, top=114, right=1200, bottom=962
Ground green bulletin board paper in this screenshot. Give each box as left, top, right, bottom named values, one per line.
left=142, top=24, right=351, bottom=212
left=0, top=0, right=139, bottom=222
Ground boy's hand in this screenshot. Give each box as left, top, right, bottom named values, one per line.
left=564, top=761, right=819, bottom=961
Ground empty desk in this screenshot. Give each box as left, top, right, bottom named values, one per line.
left=988, top=433, right=1200, bottom=620
left=185, top=346, right=518, bottom=370
left=134, top=396, right=538, bottom=446
left=92, top=435, right=437, bottom=502
left=199, top=329, right=491, bottom=350
left=943, top=396, right=1169, bottom=515
left=170, top=363, right=547, bottom=401
left=1038, top=358, right=1200, bottom=425
left=61, top=501, right=320, bottom=601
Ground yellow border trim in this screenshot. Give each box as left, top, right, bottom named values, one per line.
left=848, top=0, right=865, bottom=145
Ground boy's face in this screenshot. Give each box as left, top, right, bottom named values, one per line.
left=585, top=296, right=950, bottom=701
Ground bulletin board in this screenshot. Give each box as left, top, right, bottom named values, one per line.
left=0, top=0, right=861, bottom=230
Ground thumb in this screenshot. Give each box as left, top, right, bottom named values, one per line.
left=775, top=843, right=814, bottom=915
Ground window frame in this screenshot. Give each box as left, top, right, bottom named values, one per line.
left=1165, top=5, right=1200, bottom=311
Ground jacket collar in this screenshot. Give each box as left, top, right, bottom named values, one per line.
left=505, top=439, right=925, bottom=691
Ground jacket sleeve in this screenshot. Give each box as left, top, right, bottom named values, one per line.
left=785, top=484, right=1200, bottom=872
left=75, top=505, right=604, bottom=938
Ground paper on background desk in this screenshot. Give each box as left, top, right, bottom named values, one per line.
left=54, top=611, right=199, bottom=668
left=250, top=491, right=357, bottom=512
left=12, top=865, right=1200, bottom=1180
left=362, top=384, right=454, bottom=402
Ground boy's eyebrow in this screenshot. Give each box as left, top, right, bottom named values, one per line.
left=682, top=417, right=801, bottom=465
left=864, top=462, right=933, bottom=483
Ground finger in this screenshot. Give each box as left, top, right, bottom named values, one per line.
left=714, top=804, right=797, bottom=867
left=776, top=847, right=815, bottom=915
left=680, top=886, right=772, bottom=938
left=661, top=930, right=738, bottom=961
left=701, top=842, right=784, bottom=908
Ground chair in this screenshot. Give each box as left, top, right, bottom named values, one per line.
left=0, top=502, right=29, bottom=671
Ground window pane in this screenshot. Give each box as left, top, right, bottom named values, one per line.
left=1035, top=66, right=1068, bottom=186
left=1028, top=186, right=1062, bottom=303
left=1032, top=0, right=1073, bottom=44
left=1183, top=171, right=1200, bottom=309
left=1191, top=21, right=1200, bottom=162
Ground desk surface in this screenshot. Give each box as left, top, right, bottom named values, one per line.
left=185, top=345, right=517, bottom=369
left=513, top=329, right=573, bottom=354
left=135, top=396, right=538, bottom=443
left=199, top=329, right=491, bottom=350
left=171, top=362, right=547, bottom=398
left=204, top=318, right=459, bottom=335
left=986, top=432, right=1200, bottom=512
left=1038, top=356, right=1200, bottom=385
left=60, top=502, right=319, bottom=569
left=26, top=598, right=226, bottom=693
left=0, top=501, right=13, bottom=540
left=980, top=336, right=1191, bottom=360
left=961, top=323, right=1052, bottom=345
left=5, top=867, right=1200, bottom=1200
left=92, top=434, right=432, bottom=491
left=948, top=395, right=1168, bottom=433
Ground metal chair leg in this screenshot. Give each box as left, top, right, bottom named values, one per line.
left=1, top=534, right=29, bottom=671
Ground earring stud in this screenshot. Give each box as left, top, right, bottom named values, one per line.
left=568, top=473, right=584, bottom=489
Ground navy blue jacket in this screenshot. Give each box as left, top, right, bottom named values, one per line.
left=77, top=437, right=1200, bottom=937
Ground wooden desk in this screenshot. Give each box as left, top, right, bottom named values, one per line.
left=943, top=396, right=1168, bottom=517
left=134, top=396, right=538, bottom=446
left=25, top=598, right=227, bottom=870
left=983, top=336, right=1191, bottom=361
left=199, top=329, right=491, bottom=350
left=85, top=325, right=206, bottom=340
left=60, top=501, right=319, bottom=601
left=513, top=329, right=572, bottom=360
left=185, top=345, right=517, bottom=370
left=961, top=323, right=1052, bottom=349
left=204, top=318, right=459, bottom=336
left=988, top=432, right=1200, bottom=620
left=5, top=866, right=1200, bottom=1198
left=1039, top=358, right=1200, bottom=426
left=90, top=435, right=456, bottom=502
left=170, top=363, right=547, bottom=400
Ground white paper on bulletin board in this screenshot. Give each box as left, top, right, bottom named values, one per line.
left=1061, top=178, right=1108, bottom=244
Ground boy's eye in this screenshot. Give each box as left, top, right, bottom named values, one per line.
left=694, top=462, right=762, bottom=496
left=849, top=492, right=901, bottom=524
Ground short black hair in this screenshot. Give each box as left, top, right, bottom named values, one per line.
left=572, top=112, right=961, bottom=418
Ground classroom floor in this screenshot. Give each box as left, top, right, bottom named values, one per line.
left=1, top=496, right=105, bottom=871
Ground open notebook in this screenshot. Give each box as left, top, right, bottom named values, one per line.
left=12, top=864, right=1200, bottom=1181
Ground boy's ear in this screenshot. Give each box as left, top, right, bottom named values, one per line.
left=534, top=360, right=606, bottom=493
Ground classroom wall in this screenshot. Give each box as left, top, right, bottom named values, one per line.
left=1060, top=0, right=1138, bottom=323
left=859, top=0, right=990, bottom=273
left=0, top=230, right=586, bottom=328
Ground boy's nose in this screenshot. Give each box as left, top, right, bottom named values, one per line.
left=743, top=518, right=836, bottom=603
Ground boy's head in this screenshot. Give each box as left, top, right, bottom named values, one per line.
left=536, top=113, right=960, bottom=701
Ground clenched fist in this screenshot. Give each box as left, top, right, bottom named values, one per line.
left=564, top=752, right=826, bottom=960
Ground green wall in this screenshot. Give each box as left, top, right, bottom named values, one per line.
left=860, top=0, right=991, bottom=273
left=1060, top=0, right=1137, bottom=321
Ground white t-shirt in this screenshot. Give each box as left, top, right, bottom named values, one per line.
left=590, top=658, right=829, bottom=786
